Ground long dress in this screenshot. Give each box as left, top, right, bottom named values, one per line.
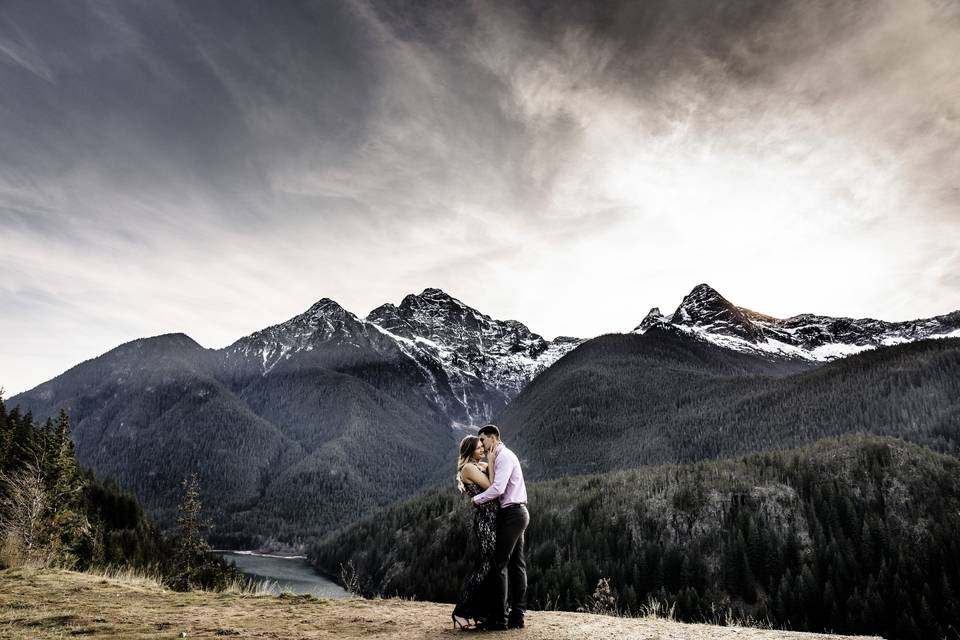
left=452, top=481, right=498, bottom=620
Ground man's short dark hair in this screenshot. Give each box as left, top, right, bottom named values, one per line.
left=478, top=424, right=500, bottom=439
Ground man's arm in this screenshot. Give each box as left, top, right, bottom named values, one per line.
left=473, top=448, right=512, bottom=505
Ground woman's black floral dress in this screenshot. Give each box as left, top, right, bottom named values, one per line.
left=453, top=480, right=498, bottom=620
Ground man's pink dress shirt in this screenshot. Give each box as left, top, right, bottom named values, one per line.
left=472, top=442, right=528, bottom=507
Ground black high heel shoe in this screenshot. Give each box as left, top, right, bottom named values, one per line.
left=452, top=614, right=476, bottom=630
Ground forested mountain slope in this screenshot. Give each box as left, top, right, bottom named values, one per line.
left=9, top=332, right=449, bottom=547
left=312, top=435, right=960, bottom=640
left=500, top=328, right=960, bottom=477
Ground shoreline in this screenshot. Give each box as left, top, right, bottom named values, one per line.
left=211, top=549, right=308, bottom=560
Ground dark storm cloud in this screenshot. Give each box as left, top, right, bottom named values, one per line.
left=2, top=0, right=924, bottom=234
left=3, top=0, right=958, bottom=224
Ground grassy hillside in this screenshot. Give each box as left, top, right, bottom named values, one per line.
left=0, top=567, right=881, bottom=639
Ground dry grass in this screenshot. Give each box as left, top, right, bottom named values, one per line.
left=83, top=564, right=167, bottom=590
left=0, top=567, right=884, bottom=640
left=218, top=574, right=279, bottom=596
left=0, top=532, right=23, bottom=569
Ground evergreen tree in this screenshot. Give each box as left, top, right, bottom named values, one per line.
left=1, top=398, right=164, bottom=573
left=167, top=473, right=240, bottom=591
left=42, top=410, right=95, bottom=567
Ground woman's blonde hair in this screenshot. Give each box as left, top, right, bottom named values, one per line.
left=456, top=435, right=481, bottom=493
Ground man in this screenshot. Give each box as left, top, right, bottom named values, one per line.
left=471, top=424, right=529, bottom=631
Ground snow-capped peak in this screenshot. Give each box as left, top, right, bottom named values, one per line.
left=634, top=307, right=668, bottom=333
left=634, top=284, right=960, bottom=362
left=365, top=288, right=584, bottom=426
left=223, top=296, right=369, bottom=374
left=670, top=283, right=768, bottom=342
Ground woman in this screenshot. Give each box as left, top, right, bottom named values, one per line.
left=451, top=435, right=497, bottom=630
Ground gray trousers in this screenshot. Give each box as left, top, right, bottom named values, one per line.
left=492, top=504, right=529, bottom=623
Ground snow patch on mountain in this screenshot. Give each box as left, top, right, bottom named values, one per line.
left=225, top=298, right=372, bottom=374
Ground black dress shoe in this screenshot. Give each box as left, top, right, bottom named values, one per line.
left=507, top=617, right=524, bottom=629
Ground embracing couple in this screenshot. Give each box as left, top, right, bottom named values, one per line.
left=452, top=424, right=530, bottom=632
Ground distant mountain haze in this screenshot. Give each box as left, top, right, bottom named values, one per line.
left=9, top=284, right=960, bottom=546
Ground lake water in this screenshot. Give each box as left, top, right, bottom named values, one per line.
left=213, top=551, right=350, bottom=599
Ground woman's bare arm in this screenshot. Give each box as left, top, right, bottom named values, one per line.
left=462, top=463, right=491, bottom=490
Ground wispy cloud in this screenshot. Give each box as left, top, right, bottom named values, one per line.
left=1, top=0, right=958, bottom=394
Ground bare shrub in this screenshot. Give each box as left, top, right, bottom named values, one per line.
left=578, top=577, right=619, bottom=616
left=339, top=560, right=361, bottom=597
left=0, top=459, right=50, bottom=567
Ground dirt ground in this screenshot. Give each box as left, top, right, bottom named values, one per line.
left=0, top=568, right=883, bottom=640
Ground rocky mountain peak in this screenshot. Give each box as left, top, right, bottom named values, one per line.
left=281, top=297, right=365, bottom=337
left=363, top=288, right=583, bottom=423
left=389, top=288, right=486, bottom=339
left=635, top=307, right=668, bottom=333
left=672, top=284, right=731, bottom=321
left=303, top=297, right=351, bottom=318
left=223, top=296, right=368, bottom=374
left=399, top=288, right=469, bottom=314
left=672, top=284, right=767, bottom=342
left=420, top=286, right=453, bottom=299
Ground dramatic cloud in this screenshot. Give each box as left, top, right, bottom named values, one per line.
left=2, top=0, right=959, bottom=394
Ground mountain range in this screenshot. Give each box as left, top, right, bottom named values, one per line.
left=9, top=288, right=579, bottom=546
left=8, top=283, right=960, bottom=546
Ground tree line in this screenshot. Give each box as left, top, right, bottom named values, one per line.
left=0, top=394, right=240, bottom=591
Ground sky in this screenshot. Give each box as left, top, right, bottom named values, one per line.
left=2, top=0, right=959, bottom=395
